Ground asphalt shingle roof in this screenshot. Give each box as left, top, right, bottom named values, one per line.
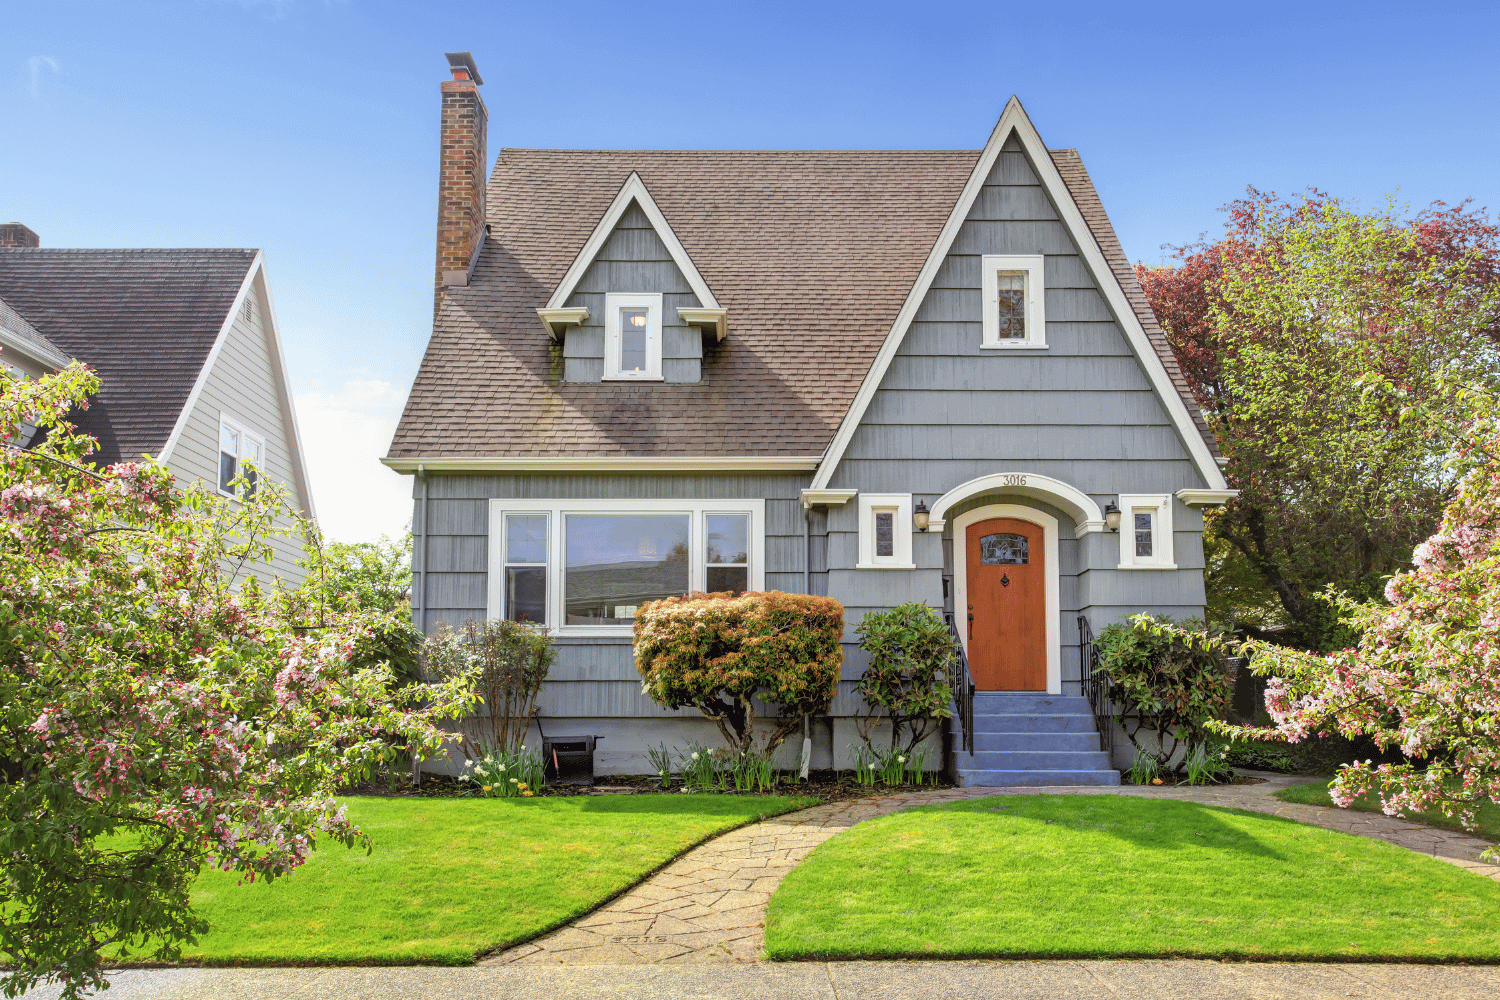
left=389, top=147, right=1215, bottom=461
left=0, top=248, right=255, bottom=465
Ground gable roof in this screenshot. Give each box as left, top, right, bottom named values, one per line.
left=808, top=97, right=1226, bottom=491
left=0, top=292, right=71, bottom=370
left=0, top=248, right=257, bottom=465
left=387, top=110, right=1223, bottom=488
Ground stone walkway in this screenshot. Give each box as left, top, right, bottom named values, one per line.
left=486, top=772, right=1500, bottom=966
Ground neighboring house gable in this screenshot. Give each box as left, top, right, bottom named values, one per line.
left=0, top=293, right=72, bottom=380
left=0, top=245, right=314, bottom=586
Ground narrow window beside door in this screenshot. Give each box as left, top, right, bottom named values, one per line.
left=1134, top=512, right=1153, bottom=558
left=874, top=510, right=895, bottom=557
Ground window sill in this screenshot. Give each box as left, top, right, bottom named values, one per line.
left=1115, top=564, right=1179, bottom=571
left=980, top=343, right=1049, bottom=351
left=855, top=562, right=917, bottom=571
left=602, top=374, right=665, bottom=382
left=551, top=626, right=637, bottom=638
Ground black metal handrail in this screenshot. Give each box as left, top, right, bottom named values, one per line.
left=945, top=612, right=975, bottom=756
left=1077, top=615, right=1115, bottom=762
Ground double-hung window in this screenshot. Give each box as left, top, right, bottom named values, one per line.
left=488, top=499, right=765, bottom=634
left=603, top=292, right=663, bottom=380
left=980, top=254, right=1046, bottom=349
left=1116, top=494, right=1175, bottom=569
left=218, top=414, right=265, bottom=499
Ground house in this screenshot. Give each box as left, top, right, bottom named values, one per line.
left=0, top=224, right=315, bottom=585
left=385, top=54, right=1235, bottom=784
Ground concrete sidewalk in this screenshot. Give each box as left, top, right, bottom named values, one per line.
left=25, top=961, right=1500, bottom=1000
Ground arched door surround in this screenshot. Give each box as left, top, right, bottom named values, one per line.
left=929, top=472, right=1102, bottom=538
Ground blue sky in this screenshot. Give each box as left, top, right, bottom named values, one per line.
left=5, top=0, right=1497, bottom=542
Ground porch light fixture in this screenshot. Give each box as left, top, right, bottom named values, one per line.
left=1104, top=501, right=1121, bottom=532
left=913, top=499, right=930, bottom=532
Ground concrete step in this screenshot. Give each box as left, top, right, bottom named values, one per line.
left=952, top=768, right=1121, bottom=787
left=966, top=731, right=1103, bottom=752
left=968, top=712, right=1098, bottom=733
left=956, top=749, right=1115, bottom=771
left=972, top=694, right=1092, bottom=714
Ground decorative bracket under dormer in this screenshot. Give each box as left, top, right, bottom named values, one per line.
left=1175, top=488, right=1239, bottom=507
left=677, top=307, right=728, bottom=342
left=536, top=307, right=589, bottom=341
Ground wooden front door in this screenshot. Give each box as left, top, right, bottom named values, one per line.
left=965, top=517, right=1045, bottom=691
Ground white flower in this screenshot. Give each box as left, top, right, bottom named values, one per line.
left=898, top=756, right=906, bottom=763
left=691, top=752, right=700, bottom=760
left=510, top=778, right=519, bottom=784
left=464, top=760, right=474, bottom=769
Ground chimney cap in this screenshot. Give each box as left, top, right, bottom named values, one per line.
left=445, top=52, right=483, bottom=86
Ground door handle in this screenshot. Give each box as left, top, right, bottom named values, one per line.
left=967, top=612, right=973, bottom=640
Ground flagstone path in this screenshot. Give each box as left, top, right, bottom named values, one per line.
left=484, top=772, right=1500, bottom=967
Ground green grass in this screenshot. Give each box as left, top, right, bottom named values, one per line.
left=149, top=794, right=813, bottom=965
left=1275, top=779, right=1500, bottom=840
left=765, top=795, right=1500, bottom=961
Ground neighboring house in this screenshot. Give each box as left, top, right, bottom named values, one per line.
left=386, top=54, right=1236, bottom=784
left=0, top=224, right=315, bottom=585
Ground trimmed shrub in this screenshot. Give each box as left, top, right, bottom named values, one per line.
left=634, top=591, right=843, bottom=753
left=854, top=602, right=955, bottom=753
left=1095, top=615, right=1235, bottom=772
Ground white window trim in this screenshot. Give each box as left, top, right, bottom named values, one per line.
left=217, top=412, right=266, bottom=500
left=856, top=492, right=914, bottom=570
left=1117, top=493, right=1176, bottom=569
left=486, top=498, right=766, bottom=637
left=980, top=254, right=1046, bottom=350
left=603, top=292, right=663, bottom=381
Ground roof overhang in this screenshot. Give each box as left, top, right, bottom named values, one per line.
left=381, top=455, right=822, bottom=474
left=0, top=324, right=72, bottom=371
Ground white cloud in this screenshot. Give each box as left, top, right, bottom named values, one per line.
left=293, top=378, right=413, bottom=544
left=28, top=56, right=58, bottom=99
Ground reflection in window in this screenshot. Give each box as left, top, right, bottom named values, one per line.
left=874, top=510, right=895, bottom=558
left=504, top=514, right=548, bottom=624
left=1134, top=512, right=1154, bottom=558
left=996, top=271, right=1026, bottom=339
left=980, top=532, right=1028, bottom=565
left=565, top=514, right=689, bottom=624
left=619, top=306, right=649, bottom=373
left=706, top=513, right=749, bottom=594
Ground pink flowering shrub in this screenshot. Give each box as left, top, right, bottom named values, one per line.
left=0, top=362, right=477, bottom=998
left=1210, top=387, right=1500, bottom=861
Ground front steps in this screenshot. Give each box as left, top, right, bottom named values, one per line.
left=949, top=693, right=1120, bottom=787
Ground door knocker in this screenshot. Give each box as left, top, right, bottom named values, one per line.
left=1000, top=573, right=1010, bottom=587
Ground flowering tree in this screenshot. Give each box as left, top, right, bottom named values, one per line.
left=1212, top=386, right=1500, bottom=861
left=1138, top=192, right=1500, bottom=648
left=0, top=362, right=476, bottom=998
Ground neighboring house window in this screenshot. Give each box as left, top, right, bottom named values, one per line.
left=218, top=414, right=265, bottom=499
left=857, top=493, right=914, bottom=569
left=1, top=359, right=24, bottom=381
left=981, top=254, right=1046, bottom=349
left=1116, top=494, right=1175, bottom=569
left=603, top=292, right=663, bottom=380
left=487, top=499, right=765, bottom=634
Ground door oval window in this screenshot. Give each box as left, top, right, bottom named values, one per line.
left=979, top=533, right=1028, bottom=565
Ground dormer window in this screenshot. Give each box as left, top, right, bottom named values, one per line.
left=981, top=254, right=1046, bottom=349
left=604, top=292, right=663, bottom=380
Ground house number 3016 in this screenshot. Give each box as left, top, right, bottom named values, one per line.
left=1002, top=475, right=1028, bottom=487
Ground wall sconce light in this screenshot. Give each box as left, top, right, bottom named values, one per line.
left=1104, top=501, right=1121, bottom=532
left=913, top=499, right=930, bottom=532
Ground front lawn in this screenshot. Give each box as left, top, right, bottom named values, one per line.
left=1275, top=779, right=1500, bottom=841
left=765, top=795, right=1500, bottom=961
left=161, top=794, right=813, bottom=965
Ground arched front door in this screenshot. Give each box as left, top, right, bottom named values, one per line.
left=964, top=516, right=1046, bottom=691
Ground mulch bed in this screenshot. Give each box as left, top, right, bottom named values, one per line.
left=339, top=768, right=957, bottom=801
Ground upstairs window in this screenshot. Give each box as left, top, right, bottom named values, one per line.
left=981, top=254, right=1046, bottom=349
left=604, top=292, right=663, bottom=380
left=1117, top=494, right=1175, bottom=569
left=218, top=414, right=265, bottom=499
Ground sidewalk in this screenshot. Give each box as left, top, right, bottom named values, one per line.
left=27, top=960, right=1500, bottom=1000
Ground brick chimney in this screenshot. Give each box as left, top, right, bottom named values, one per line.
left=435, top=52, right=488, bottom=308
left=1, top=223, right=39, bottom=248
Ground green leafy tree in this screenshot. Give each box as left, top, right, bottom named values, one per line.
left=1139, top=192, right=1500, bottom=649
left=0, top=363, right=477, bottom=998
left=853, top=603, right=954, bottom=753
left=296, top=532, right=421, bottom=685
left=634, top=591, right=843, bottom=753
